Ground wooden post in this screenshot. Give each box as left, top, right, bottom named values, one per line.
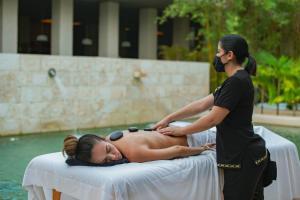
left=53, top=189, right=61, bottom=200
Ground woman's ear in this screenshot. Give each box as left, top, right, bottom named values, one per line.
left=227, top=51, right=235, bottom=60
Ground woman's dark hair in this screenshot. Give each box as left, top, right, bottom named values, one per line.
left=63, top=134, right=105, bottom=162
left=220, top=34, right=256, bottom=76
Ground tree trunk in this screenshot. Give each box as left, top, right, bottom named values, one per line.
left=260, top=89, right=264, bottom=114
left=205, top=17, right=217, bottom=92
left=293, top=103, right=296, bottom=116
left=276, top=81, right=280, bottom=115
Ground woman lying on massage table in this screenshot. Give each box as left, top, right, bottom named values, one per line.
left=63, top=129, right=215, bottom=164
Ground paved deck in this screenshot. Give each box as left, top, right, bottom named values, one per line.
left=253, top=113, right=300, bottom=128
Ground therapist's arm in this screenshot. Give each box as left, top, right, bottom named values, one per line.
left=158, top=106, right=229, bottom=136
left=153, top=94, right=214, bottom=130
left=182, top=106, right=229, bottom=135
left=167, top=94, right=214, bottom=121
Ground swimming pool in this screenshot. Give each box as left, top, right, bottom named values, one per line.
left=0, top=123, right=299, bottom=199
left=0, top=123, right=150, bottom=200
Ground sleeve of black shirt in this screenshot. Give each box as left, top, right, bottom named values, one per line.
left=214, top=77, right=243, bottom=111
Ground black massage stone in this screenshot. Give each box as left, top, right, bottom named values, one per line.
left=128, top=127, right=139, bottom=132
left=143, top=128, right=153, bottom=131
left=110, top=131, right=123, bottom=141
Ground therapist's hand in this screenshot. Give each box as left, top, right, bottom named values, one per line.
left=152, top=118, right=170, bottom=130
left=158, top=126, right=185, bottom=137
left=202, top=143, right=216, bottom=151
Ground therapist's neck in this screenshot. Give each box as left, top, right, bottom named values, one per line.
left=225, top=63, right=243, bottom=77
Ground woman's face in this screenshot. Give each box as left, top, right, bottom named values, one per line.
left=217, top=42, right=233, bottom=63
left=90, top=141, right=123, bottom=164
left=216, top=42, right=227, bottom=62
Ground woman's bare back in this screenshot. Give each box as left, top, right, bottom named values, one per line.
left=107, top=130, right=188, bottom=160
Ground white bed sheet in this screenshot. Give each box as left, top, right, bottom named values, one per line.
left=22, top=151, right=220, bottom=200
left=22, top=123, right=300, bottom=200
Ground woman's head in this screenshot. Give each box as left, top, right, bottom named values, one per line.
left=215, top=34, right=256, bottom=76
left=63, top=134, right=122, bottom=164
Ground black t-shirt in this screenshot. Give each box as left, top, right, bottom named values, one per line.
left=213, top=70, right=266, bottom=168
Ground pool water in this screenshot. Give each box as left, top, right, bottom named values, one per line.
left=0, top=123, right=299, bottom=200
left=0, top=123, right=149, bottom=200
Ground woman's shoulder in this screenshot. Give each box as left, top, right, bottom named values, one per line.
left=225, top=70, right=251, bottom=86
left=222, top=75, right=244, bottom=88
left=112, top=132, right=147, bottom=158
left=233, top=69, right=250, bottom=81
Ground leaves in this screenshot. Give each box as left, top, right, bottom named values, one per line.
left=159, top=45, right=203, bottom=61
left=159, top=0, right=300, bottom=95
left=159, top=0, right=300, bottom=57
left=254, top=51, right=300, bottom=108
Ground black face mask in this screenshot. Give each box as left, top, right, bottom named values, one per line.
left=213, top=56, right=226, bottom=72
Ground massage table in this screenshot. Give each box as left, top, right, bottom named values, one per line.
left=22, top=122, right=300, bottom=200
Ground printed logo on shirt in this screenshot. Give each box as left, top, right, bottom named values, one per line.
left=214, top=86, right=221, bottom=93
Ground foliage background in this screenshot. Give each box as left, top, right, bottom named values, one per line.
left=159, top=0, right=300, bottom=114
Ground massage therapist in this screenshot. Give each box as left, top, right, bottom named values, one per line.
left=153, top=34, right=267, bottom=200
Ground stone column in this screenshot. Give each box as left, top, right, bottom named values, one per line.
left=51, top=0, right=73, bottom=55
left=98, top=1, right=119, bottom=57
left=173, top=18, right=190, bottom=49
left=138, top=8, right=157, bottom=59
left=0, top=0, right=18, bottom=53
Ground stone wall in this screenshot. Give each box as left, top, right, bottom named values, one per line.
left=0, top=53, right=209, bottom=135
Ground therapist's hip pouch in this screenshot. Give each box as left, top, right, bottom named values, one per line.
left=262, top=150, right=277, bottom=187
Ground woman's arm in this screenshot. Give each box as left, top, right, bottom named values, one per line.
left=127, top=145, right=213, bottom=162
left=168, top=94, right=214, bottom=120
left=153, top=94, right=214, bottom=130
left=158, top=106, right=230, bottom=136
left=181, top=105, right=229, bottom=135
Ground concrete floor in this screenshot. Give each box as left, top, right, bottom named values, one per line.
left=253, top=113, right=300, bottom=128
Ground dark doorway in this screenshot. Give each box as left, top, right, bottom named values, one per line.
left=73, top=0, right=99, bottom=56
left=18, top=0, right=51, bottom=54
left=119, top=6, right=139, bottom=58
left=157, top=10, right=173, bottom=59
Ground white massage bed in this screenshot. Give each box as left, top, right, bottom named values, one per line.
left=22, top=122, right=300, bottom=200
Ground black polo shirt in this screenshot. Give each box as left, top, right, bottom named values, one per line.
left=213, top=70, right=266, bottom=169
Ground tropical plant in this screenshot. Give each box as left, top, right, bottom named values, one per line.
left=255, top=51, right=299, bottom=115
left=159, top=0, right=300, bottom=92
left=159, top=45, right=204, bottom=61
left=252, top=60, right=273, bottom=114
left=281, top=58, right=300, bottom=116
